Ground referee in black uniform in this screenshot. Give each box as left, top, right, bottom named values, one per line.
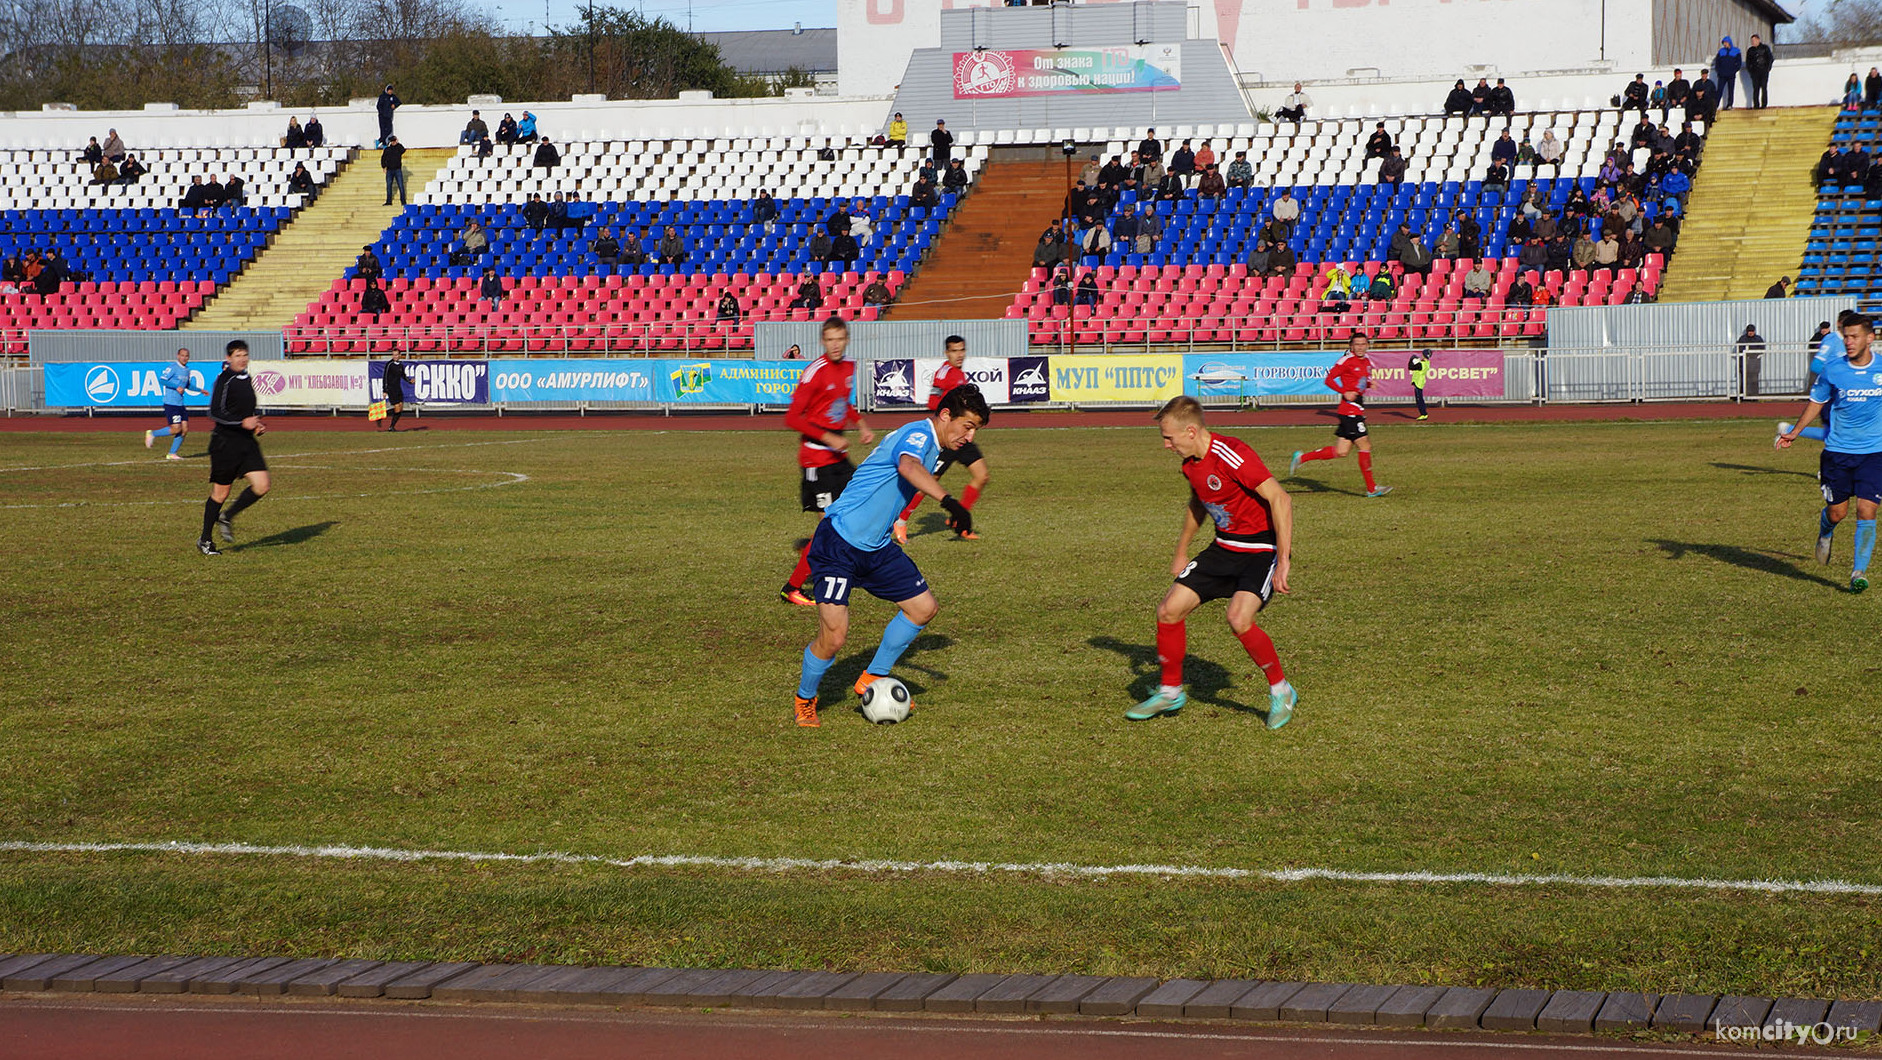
left=198, top=340, right=270, bottom=555
left=382, top=353, right=409, bottom=432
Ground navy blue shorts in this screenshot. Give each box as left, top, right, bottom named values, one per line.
left=163, top=403, right=188, bottom=425
left=807, top=518, right=929, bottom=606
left=1820, top=449, right=1882, bottom=506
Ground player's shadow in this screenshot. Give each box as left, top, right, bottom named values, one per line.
left=237, top=521, right=337, bottom=550
left=1086, top=635, right=1264, bottom=716
left=1649, top=539, right=1844, bottom=589
left=1286, top=476, right=1362, bottom=498
left=1710, top=462, right=1814, bottom=479
left=827, top=633, right=955, bottom=700
left=912, top=510, right=953, bottom=539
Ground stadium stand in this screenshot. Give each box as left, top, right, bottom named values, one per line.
left=286, top=137, right=979, bottom=353
left=1799, top=110, right=1882, bottom=299
left=1003, top=111, right=1694, bottom=346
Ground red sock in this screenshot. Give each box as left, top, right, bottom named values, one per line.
left=962, top=484, right=981, bottom=510
left=1237, top=625, right=1286, bottom=686
left=1357, top=451, right=1377, bottom=492
left=788, top=540, right=813, bottom=589
left=1156, top=621, right=1185, bottom=687
left=1301, top=445, right=1339, bottom=463
left=899, top=495, right=922, bottom=521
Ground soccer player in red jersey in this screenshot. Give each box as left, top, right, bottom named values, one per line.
left=780, top=316, right=874, bottom=605
left=1130, top=395, right=1298, bottom=728
left=1289, top=332, right=1392, bottom=497
left=894, top=334, right=989, bottom=543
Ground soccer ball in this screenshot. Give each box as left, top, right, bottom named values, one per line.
left=860, top=678, right=912, bottom=724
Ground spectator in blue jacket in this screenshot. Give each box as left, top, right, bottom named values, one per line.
left=516, top=111, right=539, bottom=143
left=1714, top=38, right=1743, bottom=110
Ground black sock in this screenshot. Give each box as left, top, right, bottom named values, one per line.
left=388, top=409, right=402, bottom=430
left=201, top=498, right=221, bottom=541
left=225, top=487, right=262, bottom=520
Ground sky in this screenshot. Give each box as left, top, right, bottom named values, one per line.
left=486, top=0, right=837, bottom=36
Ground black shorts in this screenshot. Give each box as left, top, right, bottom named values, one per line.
left=1174, top=540, right=1278, bottom=605
left=800, top=458, right=855, bottom=513
left=385, top=387, right=405, bottom=406
left=1335, top=414, right=1369, bottom=441
left=208, top=429, right=267, bottom=486
left=936, top=440, right=985, bottom=475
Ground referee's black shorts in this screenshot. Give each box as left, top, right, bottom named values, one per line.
left=208, top=429, right=267, bottom=486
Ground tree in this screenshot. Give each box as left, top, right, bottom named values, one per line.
left=546, top=5, right=738, bottom=100
left=1790, top=0, right=1882, bottom=46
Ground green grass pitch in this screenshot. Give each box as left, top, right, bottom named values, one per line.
left=2, top=416, right=1879, bottom=997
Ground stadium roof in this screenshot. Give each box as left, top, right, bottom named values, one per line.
left=695, top=27, right=836, bottom=76
left=1749, top=0, right=1797, bottom=23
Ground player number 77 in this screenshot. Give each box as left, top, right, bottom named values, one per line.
left=821, top=576, right=849, bottom=599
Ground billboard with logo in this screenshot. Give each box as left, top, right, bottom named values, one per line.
left=1183, top=351, right=1506, bottom=401
left=870, top=357, right=1013, bottom=406
left=657, top=360, right=805, bottom=404
left=488, top=360, right=656, bottom=403
left=1361, top=348, right=1507, bottom=398
left=368, top=360, right=490, bottom=405
left=953, top=44, right=1180, bottom=99
left=245, top=360, right=371, bottom=408
left=1007, top=356, right=1050, bottom=403
left=1049, top=354, right=1184, bottom=403
left=43, top=361, right=213, bottom=408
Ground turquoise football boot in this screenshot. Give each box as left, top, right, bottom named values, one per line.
left=1266, top=684, right=1298, bottom=730
left=1126, top=687, right=1186, bottom=720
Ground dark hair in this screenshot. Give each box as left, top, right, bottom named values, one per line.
left=1840, top=310, right=1872, bottom=332
left=225, top=339, right=248, bottom=355
left=938, top=382, right=991, bottom=423
left=944, top=334, right=965, bottom=347
left=821, top=315, right=847, bottom=334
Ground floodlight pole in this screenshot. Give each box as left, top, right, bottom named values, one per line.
left=263, top=3, right=273, bottom=101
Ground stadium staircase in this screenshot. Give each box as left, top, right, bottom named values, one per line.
left=186, top=148, right=454, bottom=331
left=889, top=149, right=1072, bottom=321
left=1657, top=106, right=1838, bottom=302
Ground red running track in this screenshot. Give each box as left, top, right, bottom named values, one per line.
left=0, top=403, right=1779, bottom=435
left=0, top=996, right=1804, bottom=1060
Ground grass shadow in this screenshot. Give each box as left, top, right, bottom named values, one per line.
left=237, top=521, right=338, bottom=551
left=1649, top=538, right=1844, bottom=590
left=1710, top=462, right=1814, bottom=479
left=826, top=632, right=956, bottom=704
left=1086, top=635, right=1263, bottom=716
left=1286, top=476, right=1362, bottom=497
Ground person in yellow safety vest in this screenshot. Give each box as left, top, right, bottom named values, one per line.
left=1408, top=348, right=1432, bottom=420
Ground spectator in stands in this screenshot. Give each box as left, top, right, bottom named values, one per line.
left=754, top=188, right=779, bottom=230
left=832, top=229, right=860, bottom=265
left=1593, top=230, right=1621, bottom=273
left=34, top=249, right=65, bottom=294
left=473, top=133, right=494, bottom=159
left=1674, top=121, right=1704, bottom=160
left=523, top=192, right=548, bottom=230
left=1563, top=184, right=1594, bottom=219
left=1666, top=69, right=1691, bottom=114
left=1622, top=74, right=1650, bottom=116
left=1268, top=188, right=1301, bottom=239
left=1461, top=261, right=1493, bottom=300
left=1661, top=166, right=1691, bottom=200
left=1488, top=78, right=1515, bottom=114
left=1153, top=167, right=1184, bottom=202
left=1389, top=223, right=1415, bottom=263
left=496, top=113, right=519, bottom=144
left=1051, top=265, right=1073, bottom=306
left=356, top=245, right=383, bottom=281
left=1169, top=139, right=1195, bottom=182
left=657, top=225, right=687, bottom=266
left=1650, top=80, right=1668, bottom=122
left=1138, top=128, right=1163, bottom=164
left=376, top=84, right=400, bottom=147
left=1443, top=80, right=1474, bottom=116
left=1098, top=154, right=1127, bottom=188
left=716, top=290, right=742, bottom=322
left=1367, top=268, right=1396, bottom=301
left=944, top=158, right=969, bottom=192
left=1074, top=269, right=1100, bottom=308
left=1278, top=83, right=1311, bottom=124
left=1364, top=123, right=1393, bottom=160
left=90, top=159, right=118, bottom=185
left=1531, top=131, right=1562, bottom=177
left=825, top=198, right=852, bottom=237
left=1619, top=230, right=1647, bottom=270
left=1081, top=220, right=1111, bottom=257
left=1532, top=208, right=1560, bottom=241
left=1737, top=324, right=1767, bottom=393
left=1379, top=146, right=1408, bottom=185
left=1246, top=238, right=1272, bottom=277
left=1547, top=232, right=1574, bottom=272
left=1484, top=158, right=1510, bottom=198
left=1, top=255, right=21, bottom=288
left=1436, top=224, right=1460, bottom=259
left=1195, top=139, right=1216, bottom=173
left=1469, top=78, right=1492, bottom=114
left=593, top=227, right=621, bottom=269
left=1137, top=204, right=1163, bottom=253
left=791, top=275, right=824, bottom=310
left=81, top=136, right=102, bottom=165
left=1077, top=154, right=1101, bottom=187
left=1630, top=116, right=1657, bottom=150
left=1507, top=272, right=1536, bottom=306
left=1744, top=35, right=1773, bottom=109
left=618, top=228, right=646, bottom=266
left=453, top=219, right=489, bottom=266
left=784, top=344, right=803, bottom=359
left=102, top=129, right=125, bottom=162
left=887, top=112, right=908, bottom=147
left=931, top=119, right=953, bottom=165
left=382, top=135, right=407, bottom=206
left=285, top=117, right=306, bottom=149
left=1401, top=235, right=1433, bottom=276
left=1197, top=164, right=1226, bottom=199
left=480, top=267, right=504, bottom=307
left=222, top=173, right=245, bottom=206
left=533, top=137, right=561, bottom=169
left=1032, top=223, right=1063, bottom=268
left=359, top=277, right=390, bottom=317
left=1643, top=217, right=1677, bottom=256
left=1691, top=68, right=1718, bottom=123
left=808, top=226, right=833, bottom=263
left=863, top=277, right=894, bottom=307
left=1715, top=38, right=1742, bottom=110
left=852, top=208, right=873, bottom=247
left=1571, top=232, right=1597, bottom=270
left=516, top=111, right=539, bottom=143
left=1268, top=238, right=1296, bottom=277
left=1318, top=265, right=1353, bottom=313
left=179, top=175, right=209, bottom=212
left=1226, top=150, right=1253, bottom=188
left=1490, top=129, right=1517, bottom=167
left=462, top=110, right=488, bottom=144
left=294, top=115, right=320, bottom=148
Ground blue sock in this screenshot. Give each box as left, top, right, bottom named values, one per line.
left=797, top=644, right=834, bottom=700
left=1822, top=507, right=1836, bottom=539
left=867, top=612, right=926, bottom=678
left=151, top=427, right=172, bottom=438
left=168, top=434, right=184, bottom=455
left=1856, top=519, right=1876, bottom=573
left=1801, top=425, right=1828, bottom=441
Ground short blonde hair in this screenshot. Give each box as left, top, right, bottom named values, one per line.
left=1155, top=394, right=1206, bottom=428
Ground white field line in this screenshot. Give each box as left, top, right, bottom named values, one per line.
left=0, top=436, right=545, bottom=473
left=0, top=466, right=528, bottom=509
left=1, top=840, right=1877, bottom=897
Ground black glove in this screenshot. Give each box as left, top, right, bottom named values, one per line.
left=940, top=494, right=973, bottom=536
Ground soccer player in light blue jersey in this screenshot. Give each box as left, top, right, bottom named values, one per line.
left=143, top=347, right=205, bottom=460
left=792, top=384, right=991, bottom=727
left=1777, top=314, right=1857, bottom=446
left=1777, top=313, right=1882, bottom=592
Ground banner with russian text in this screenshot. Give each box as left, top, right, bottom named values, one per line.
left=952, top=44, right=1181, bottom=99
left=42, top=362, right=212, bottom=408
left=247, top=360, right=370, bottom=407
left=1049, top=354, right=1184, bottom=402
